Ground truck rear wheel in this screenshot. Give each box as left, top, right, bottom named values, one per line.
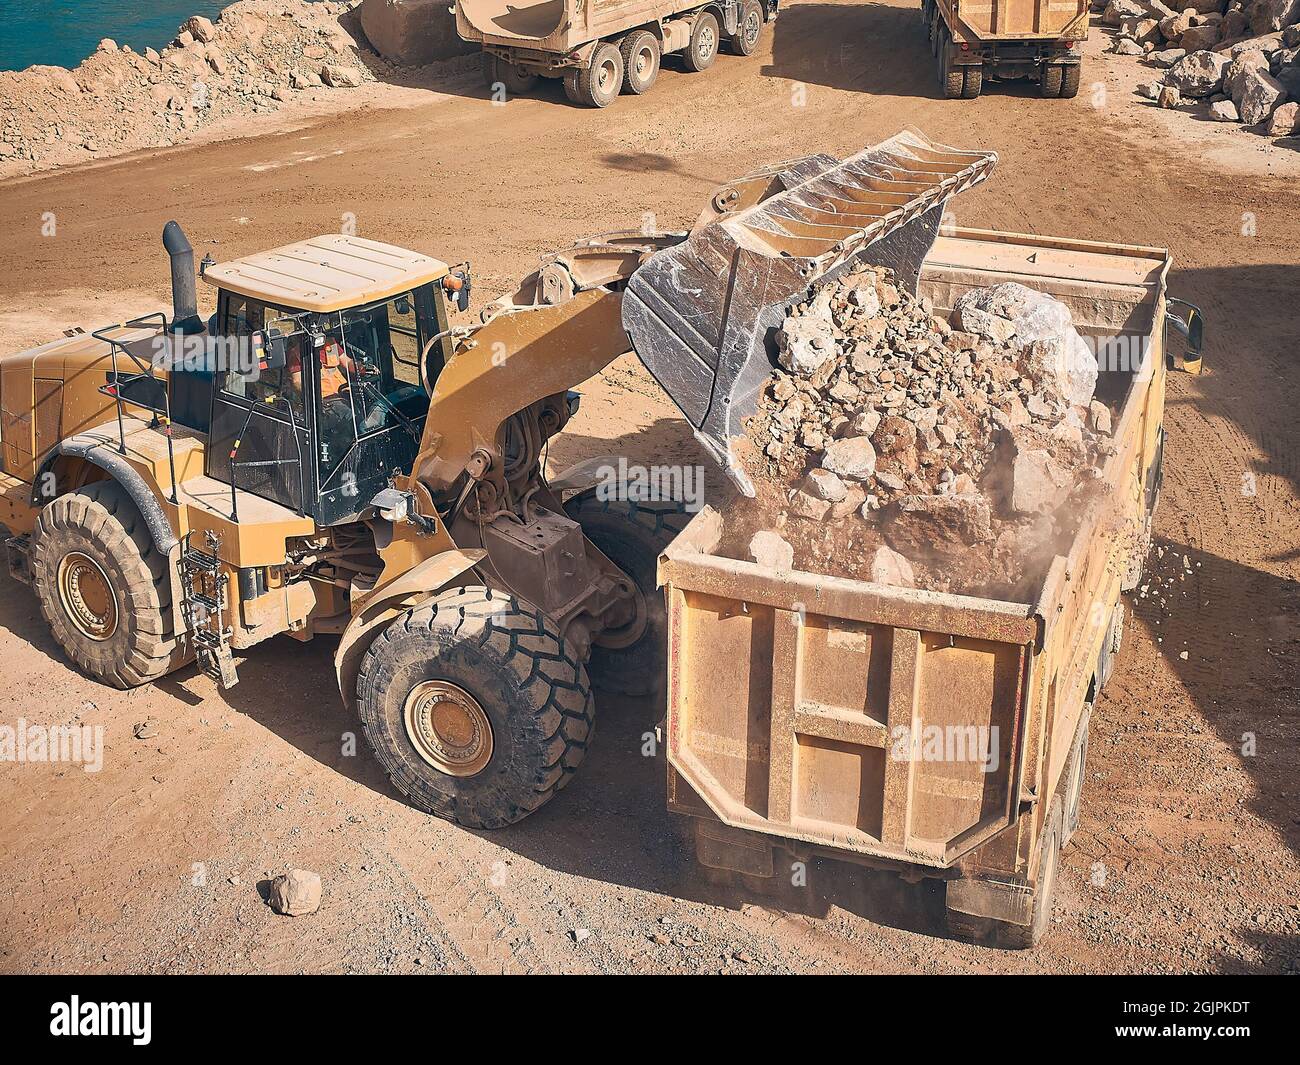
left=728, top=0, right=765, bottom=56
left=564, top=42, right=624, bottom=107
left=1040, top=63, right=1063, bottom=98
left=620, top=31, right=661, bottom=94
left=683, top=12, right=720, bottom=72
left=31, top=480, right=180, bottom=689
left=356, top=586, right=595, bottom=828
left=946, top=797, right=1063, bottom=949
left=938, top=30, right=963, bottom=99
left=1060, top=62, right=1081, bottom=98
left=564, top=493, right=689, bottom=697
left=1062, top=707, right=1090, bottom=845
left=482, top=53, right=539, bottom=96
left=962, top=62, right=983, bottom=98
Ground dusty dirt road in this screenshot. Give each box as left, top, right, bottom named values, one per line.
left=1, top=2, right=1297, bottom=974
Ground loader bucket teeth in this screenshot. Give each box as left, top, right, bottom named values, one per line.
left=622, top=129, right=997, bottom=496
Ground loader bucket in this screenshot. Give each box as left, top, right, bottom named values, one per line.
left=622, top=130, right=997, bottom=496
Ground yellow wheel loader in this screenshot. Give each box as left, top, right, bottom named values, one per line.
left=0, top=131, right=1000, bottom=829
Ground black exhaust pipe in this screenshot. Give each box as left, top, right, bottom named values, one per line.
left=163, top=221, right=204, bottom=334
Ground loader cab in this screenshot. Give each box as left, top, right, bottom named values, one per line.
left=197, top=236, right=454, bottom=525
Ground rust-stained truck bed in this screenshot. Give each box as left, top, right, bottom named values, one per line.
left=659, top=225, right=1183, bottom=944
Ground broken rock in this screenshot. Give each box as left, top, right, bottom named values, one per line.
left=821, top=436, right=878, bottom=481
left=1011, top=449, right=1073, bottom=515
left=269, top=869, right=322, bottom=916
left=886, top=493, right=994, bottom=555
left=749, top=531, right=795, bottom=572
left=870, top=546, right=916, bottom=589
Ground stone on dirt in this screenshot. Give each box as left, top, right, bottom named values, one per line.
left=1237, top=67, right=1287, bottom=123
left=268, top=869, right=323, bottom=916
left=1165, top=50, right=1231, bottom=95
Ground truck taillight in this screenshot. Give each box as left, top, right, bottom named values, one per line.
left=960, top=42, right=969, bottom=51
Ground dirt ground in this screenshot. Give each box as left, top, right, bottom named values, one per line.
left=0, top=1, right=1297, bottom=974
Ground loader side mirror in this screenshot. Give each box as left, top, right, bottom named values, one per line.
left=260, top=333, right=288, bottom=372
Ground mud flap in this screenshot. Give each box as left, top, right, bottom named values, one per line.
left=945, top=875, right=1035, bottom=927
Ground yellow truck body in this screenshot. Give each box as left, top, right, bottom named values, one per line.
left=659, top=225, right=1184, bottom=941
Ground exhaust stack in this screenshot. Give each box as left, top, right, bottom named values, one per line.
left=163, top=220, right=204, bottom=334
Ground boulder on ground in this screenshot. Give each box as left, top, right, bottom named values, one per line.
left=1226, top=47, right=1271, bottom=98
left=1166, top=49, right=1231, bottom=94
left=268, top=869, right=322, bottom=916
left=1266, top=99, right=1300, bottom=133
left=186, top=15, right=217, bottom=43
left=1103, top=0, right=1147, bottom=24
left=1209, top=96, right=1242, bottom=118
left=322, top=64, right=364, bottom=87
left=1181, top=24, right=1224, bottom=50
left=1247, top=0, right=1300, bottom=33
left=1237, top=66, right=1286, bottom=122
left=359, top=0, right=477, bottom=64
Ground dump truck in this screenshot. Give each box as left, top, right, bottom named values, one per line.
left=456, top=0, right=776, bottom=106
left=0, top=131, right=1199, bottom=944
left=920, top=0, right=1089, bottom=98
left=651, top=226, right=1203, bottom=948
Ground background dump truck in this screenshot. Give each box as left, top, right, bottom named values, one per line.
left=920, top=0, right=1089, bottom=99
left=455, top=0, right=777, bottom=106
left=655, top=228, right=1203, bottom=948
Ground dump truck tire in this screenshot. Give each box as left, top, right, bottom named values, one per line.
left=683, top=12, right=720, bottom=72
left=620, top=31, right=661, bottom=94
left=727, top=0, right=765, bottom=56
left=1062, top=707, right=1090, bottom=845
left=564, top=493, right=689, bottom=697
left=1040, top=63, right=1063, bottom=98
left=31, top=480, right=179, bottom=689
left=356, top=586, right=595, bottom=829
left=564, top=42, right=623, bottom=107
left=482, top=53, right=539, bottom=96
left=946, top=797, right=1064, bottom=949
left=962, top=63, right=983, bottom=98
left=938, top=31, right=963, bottom=99
left=1060, top=62, right=1081, bottom=98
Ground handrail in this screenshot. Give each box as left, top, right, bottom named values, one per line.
left=91, top=313, right=180, bottom=505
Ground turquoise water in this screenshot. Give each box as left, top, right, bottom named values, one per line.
left=0, top=1, right=240, bottom=72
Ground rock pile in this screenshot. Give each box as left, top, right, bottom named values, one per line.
left=0, top=1, right=375, bottom=178
left=732, top=267, right=1114, bottom=599
left=1102, top=0, right=1300, bottom=135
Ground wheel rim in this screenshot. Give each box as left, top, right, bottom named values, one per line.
left=743, top=12, right=760, bottom=48
left=596, top=56, right=619, bottom=95
left=594, top=577, right=649, bottom=650
left=403, top=680, right=494, bottom=778
left=636, top=45, right=654, bottom=80
left=699, top=25, right=716, bottom=60
left=57, top=551, right=118, bottom=642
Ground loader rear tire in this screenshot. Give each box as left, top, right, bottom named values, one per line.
left=564, top=42, right=623, bottom=107
left=31, top=480, right=180, bottom=689
left=564, top=493, right=689, bottom=697
left=683, top=12, right=720, bottom=72
left=946, top=797, right=1063, bottom=950
left=728, top=0, right=765, bottom=56
left=620, top=31, right=661, bottom=94
left=1060, top=62, right=1081, bottom=98
left=356, top=586, right=595, bottom=829
left=1040, top=63, right=1063, bottom=98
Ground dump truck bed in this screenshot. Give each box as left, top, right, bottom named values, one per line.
left=456, top=0, right=708, bottom=52
left=659, top=226, right=1169, bottom=876
left=939, top=0, right=1089, bottom=42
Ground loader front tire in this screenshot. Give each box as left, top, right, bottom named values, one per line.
left=564, top=42, right=623, bottom=107
left=683, top=12, right=720, bottom=72
left=620, top=31, right=661, bottom=94
left=31, top=480, right=180, bottom=689
left=564, top=493, right=689, bottom=697
left=356, top=586, right=595, bottom=829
